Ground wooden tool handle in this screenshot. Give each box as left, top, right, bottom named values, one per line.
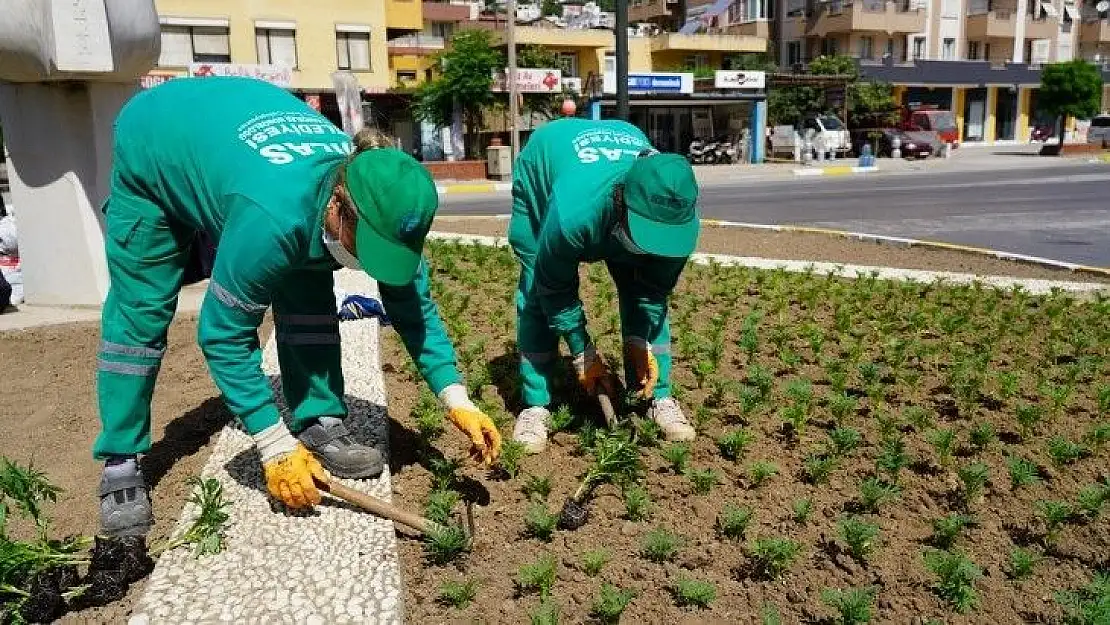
left=598, top=393, right=617, bottom=429
left=323, top=481, right=436, bottom=536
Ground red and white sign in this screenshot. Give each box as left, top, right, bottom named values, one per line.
left=140, top=71, right=184, bottom=89
left=492, top=68, right=563, bottom=93
left=188, top=63, right=293, bottom=88
left=304, top=94, right=321, bottom=111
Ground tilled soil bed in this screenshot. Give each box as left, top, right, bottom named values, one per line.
left=387, top=239, right=1109, bottom=624
left=0, top=315, right=232, bottom=623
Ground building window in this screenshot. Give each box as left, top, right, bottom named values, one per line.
left=556, top=52, right=578, bottom=77
left=942, top=37, right=956, bottom=59
left=158, top=25, right=230, bottom=67
left=984, top=42, right=992, bottom=61
left=684, top=53, right=709, bottom=69
left=884, top=38, right=894, bottom=58
left=256, top=28, right=298, bottom=68
left=968, top=41, right=980, bottom=59
left=397, top=70, right=418, bottom=83
left=859, top=36, right=874, bottom=59
left=912, top=36, right=926, bottom=59
left=336, top=30, right=371, bottom=71
left=822, top=38, right=840, bottom=56
left=787, top=41, right=802, bottom=65
left=427, top=21, right=455, bottom=39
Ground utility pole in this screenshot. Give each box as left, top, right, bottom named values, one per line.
left=615, top=0, right=629, bottom=120
left=507, top=0, right=521, bottom=159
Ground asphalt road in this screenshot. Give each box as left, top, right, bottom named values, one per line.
left=440, top=162, right=1110, bottom=268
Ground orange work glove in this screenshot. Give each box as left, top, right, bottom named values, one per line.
left=254, top=423, right=329, bottom=510
left=440, top=384, right=503, bottom=465
left=573, top=344, right=616, bottom=397
left=624, top=337, right=660, bottom=400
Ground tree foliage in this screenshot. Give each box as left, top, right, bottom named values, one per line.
left=1039, top=60, right=1103, bottom=128
left=413, top=29, right=503, bottom=133
left=542, top=0, right=562, bottom=16
left=767, top=55, right=895, bottom=128
left=848, top=81, right=900, bottom=128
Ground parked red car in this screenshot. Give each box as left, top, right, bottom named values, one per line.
left=901, top=107, right=959, bottom=148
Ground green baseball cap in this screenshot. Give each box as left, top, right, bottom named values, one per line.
left=622, top=153, right=700, bottom=258
left=345, top=148, right=438, bottom=286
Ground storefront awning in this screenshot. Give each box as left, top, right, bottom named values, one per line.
left=600, top=95, right=765, bottom=105
left=1040, top=2, right=1059, bottom=17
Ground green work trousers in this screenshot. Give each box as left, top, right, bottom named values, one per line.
left=93, top=181, right=345, bottom=459
left=508, top=217, right=672, bottom=408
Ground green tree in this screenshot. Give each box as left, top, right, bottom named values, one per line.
left=1039, top=60, right=1103, bottom=145
left=541, top=0, right=562, bottom=16
left=413, top=29, right=504, bottom=157
left=848, top=80, right=899, bottom=128
left=808, top=54, right=859, bottom=78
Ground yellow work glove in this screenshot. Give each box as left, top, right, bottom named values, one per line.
left=624, top=337, right=659, bottom=400
left=253, top=423, right=329, bottom=510
left=573, top=344, right=616, bottom=397
left=439, top=384, right=503, bottom=465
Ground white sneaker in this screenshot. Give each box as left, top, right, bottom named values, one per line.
left=648, top=397, right=696, bottom=442
left=513, top=406, right=550, bottom=454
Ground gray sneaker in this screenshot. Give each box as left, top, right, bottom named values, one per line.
left=296, top=420, right=384, bottom=479
left=99, top=469, right=153, bottom=537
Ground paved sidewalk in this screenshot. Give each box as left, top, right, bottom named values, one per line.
left=0, top=284, right=206, bottom=332
left=129, top=269, right=402, bottom=625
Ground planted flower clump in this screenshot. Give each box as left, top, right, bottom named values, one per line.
left=384, top=240, right=1110, bottom=622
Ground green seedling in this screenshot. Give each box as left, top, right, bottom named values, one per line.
left=687, top=468, right=719, bottom=495
left=1036, top=500, right=1073, bottom=543
left=590, top=584, right=636, bottom=623
left=926, top=428, right=958, bottom=468
left=157, top=477, right=230, bottom=558
left=748, top=461, right=779, bottom=488
left=1015, top=403, right=1044, bottom=439
left=577, top=422, right=600, bottom=454
left=838, top=516, right=879, bottom=561
left=717, top=428, right=755, bottom=461
left=924, top=549, right=982, bottom=614
left=737, top=385, right=765, bottom=418
left=968, top=421, right=997, bottom=452
left=1086, top=421, right=1110, bottom=449
left=747, top=365, right=774, bottom=399
left=438, top=578, right=478, bottom=609
left=827, top=426, right=863, bottom=457
left=761, top=603, right=784, bottom=625
left=957, top=462, right=990, bottom=504
left=1054, top=571, right=1109, bottom=625
left=1006, top=455, right=1042, bottom=490
left=524, top=502, right=559, bottom=542
left=661, top=442, right=691, bottom=475
left=428, top=456, right=462, bottom=491
left=634, top=418, right=663, bottom=448
left=413, top=390, right=445, bottom=444
left=640, top=527, right=683, bottom=563
left=791, top=498, right=814, bottom=524
left=931, top=513, right=972, bottom=549
left=875, top=435, right=909, bottom=484
left=995, top=371, right=1020, bottom=399
left=903, top=406, right=935, bottom=431
left=821, top=586, right=877, bottom=625
left=857, top=477, right=901, bottom=513
left=786, top=379, right=815, bottom=409
left=497, top=440, right=529, bottom=479
left=516, top=554, right=557, bottom=599
left=1076, top=484, right=1108, bottom=520
left=748, top=537, right=802, bottom=579
left=1046, top=436, right=1089, bottom=466
left=424, top=524, right=470, bottom=564
left=529, top=599, right=560, bottom=625
left=622, top=484, right=651, bottom=522
left=562, top=432, right=643, bottom=529
left=547, top=404, right=575, bottom=433
left=522, top=474, right=552, bottom=501
left=672, top=577, right=716, bottom=608
left=423, top=489, right=460, bottom=526
left=803, top=454, right=839, bottom=485
left=780, top=404, right=808, bottom=439
left=716, top=503, right=753, bottom=541
left=581, top=548, right=609, bottom=577
left=1006, top=547, right=1040, bottom=580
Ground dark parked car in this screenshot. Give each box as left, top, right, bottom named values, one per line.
left=852, top=128, right=934, bottom=159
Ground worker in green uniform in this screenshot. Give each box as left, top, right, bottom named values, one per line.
left=95, top=77, right=501, bottom=537
left=508, top=118, right=700, bottom=453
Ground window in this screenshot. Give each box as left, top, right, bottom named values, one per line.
left=336, top=29, right=371, bottom=71
left=942, top=37, right=955, bottom=59
left=397, top=70, right=418, bottom=82
left=885, top=38, right=894, bottom=57
left=787, top=41, right=802, bottom=65
left=256, top=27, right=298, bottom=68
left=984, top=42, right=992, bottom=60
left=427, top=21, right=455, bottom=39
left=968, top=40, right=980, bottom=59
left=158, top=25, right=230, bottom=67
left=684, top=53, right=709, bottom=69
left=858, top=36, right=874, bottom=59
left=912, top=36, right=926, bottom=59
left=822, top=38, right=840, bottom=56
left=557, top=52, right=578, bottom=77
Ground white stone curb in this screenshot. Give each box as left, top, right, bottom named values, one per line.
left=426, top=232, right=1108, bottom=295
left=792, top=165, right=879, bottom=176
left=130, top=269, right=402, bottom=625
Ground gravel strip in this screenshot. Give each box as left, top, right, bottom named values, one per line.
left=129, top=269, right=402, bottom=625
left=427, top=232, right=1108, bottom=295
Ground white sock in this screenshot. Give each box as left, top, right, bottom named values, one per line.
left=317, top=416, right=344, bottom=428
left=103, top=457, right=139, bottom=479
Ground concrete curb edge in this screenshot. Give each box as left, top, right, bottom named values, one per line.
left=435, top=182, right=511, bottom=195
left=792, top=165, right=879, bottom=177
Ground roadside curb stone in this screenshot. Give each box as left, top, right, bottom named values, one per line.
left=129, top=269, right=403, bottom=625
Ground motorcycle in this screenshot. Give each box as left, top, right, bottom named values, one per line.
left=1030, top=123, right=1054, bottom=142
left=686, top=140, right=710, bottom=164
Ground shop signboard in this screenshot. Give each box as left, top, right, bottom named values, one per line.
left=188, top=63, right=293, bottom=87
left=714, top=70, right=766, bottom=90
left=140, top=70, right=184, bottom=90
left=491, top=68, right=564, bottom=93
left=602, top=72, right=694, bottom=94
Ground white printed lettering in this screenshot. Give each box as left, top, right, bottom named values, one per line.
left=260, top=144, right=294, bottom=165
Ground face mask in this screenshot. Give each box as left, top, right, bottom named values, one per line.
left=323, top=228, right=362, bottom=270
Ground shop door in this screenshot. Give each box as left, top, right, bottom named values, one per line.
left=963, top=88, right=987, bottom=142
left=648, top=109, right=672, bottom=152
left=994, top=88, right=1017, bottom=141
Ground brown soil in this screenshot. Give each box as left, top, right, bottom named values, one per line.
left=0, top=315, right=235, bottom=623
left=432, top=217, right=1110, bottom=283
left=387, top=239, right=1109, bottom=624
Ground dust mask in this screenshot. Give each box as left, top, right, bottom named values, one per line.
left=323, top=218, right=362, bottom=270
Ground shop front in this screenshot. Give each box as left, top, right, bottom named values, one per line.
left=590, top=70, right=768, bottom=162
